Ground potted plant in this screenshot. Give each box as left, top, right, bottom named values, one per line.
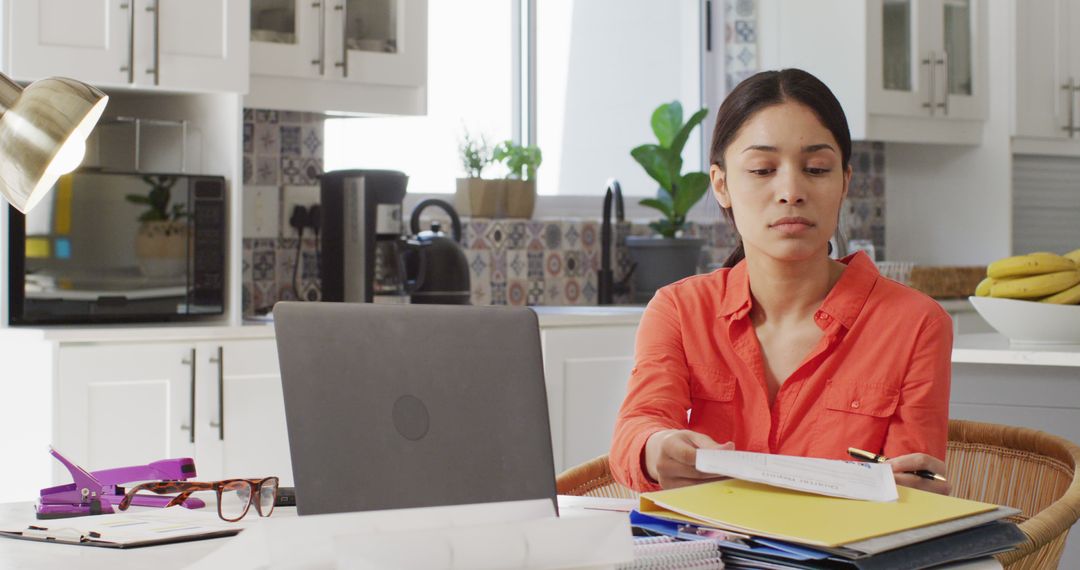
left=125, top=174, right=190, bottom=277
left=454, top=131, right=503, bottom=218
left=627, top=101, right=711, bottom=302
left=492, top=140, right=542, bottom=219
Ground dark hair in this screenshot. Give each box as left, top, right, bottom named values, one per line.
left=711, top=69, right=852, bottom=268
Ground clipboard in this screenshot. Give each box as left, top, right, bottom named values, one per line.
left=0, top=510, right=241, bottom=549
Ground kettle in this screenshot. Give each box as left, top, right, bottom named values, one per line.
left=404, top=199, right=471, bottom=304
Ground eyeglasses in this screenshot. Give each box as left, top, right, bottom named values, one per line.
left=117, top=477, right=279, bottom=522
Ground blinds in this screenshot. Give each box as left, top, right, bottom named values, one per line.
left=1012, top=155, right=1080, bottom=254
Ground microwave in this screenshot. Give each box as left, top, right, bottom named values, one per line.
left=7, top=170, right=227, bottom=325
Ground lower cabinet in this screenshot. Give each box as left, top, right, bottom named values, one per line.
left=53, top=336, right=293, bottom=487
left=541, top=324, right=638, bottom=474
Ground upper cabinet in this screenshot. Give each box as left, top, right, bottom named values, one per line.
left=7, top=0, right=249, bottom=93
left=246, top=0, right=427, bottom=116
left=759, top=0, right=988, bottom=144
left=1013, top=0, right=1080, bottom=156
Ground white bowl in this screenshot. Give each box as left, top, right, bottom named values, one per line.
left=969, top=296, right=1080, bottom=345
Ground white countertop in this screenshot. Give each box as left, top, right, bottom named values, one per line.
left=953, top=333, right=1080, bottom=367
left=0, top=306, right=647, bottom=343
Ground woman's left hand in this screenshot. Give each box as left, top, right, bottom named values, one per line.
left=887, top=453, right=951, bottom=496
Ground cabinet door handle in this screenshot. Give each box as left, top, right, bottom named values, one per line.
left=921, top=51, right=937, bottom=116
left=181, top=348, right=195, bottom=443
left=1062, top=77, right=1078, bottom=137
left=120, top=1, right=134, bottom=82
left=334, top=4, right=348, bottom=78
left=208, top=346, right=224, bottom=440
left=145, top=1, right=160, bottom=85
left=936, top=51, right=949, bottom=116
left=312, top=1, right=326, bottom=74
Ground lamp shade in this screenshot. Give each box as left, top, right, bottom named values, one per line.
left=0, top=73, right=108, bottom=213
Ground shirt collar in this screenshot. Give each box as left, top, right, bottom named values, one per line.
left=717, top=251, right=879, bottom=330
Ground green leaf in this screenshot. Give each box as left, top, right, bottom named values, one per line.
left=639, top=198, right=673, bottom=219
left=125, top=194, right=150, bottom=205
left=649, top=219, right=677, bottom=238
left=673, top=172, right=710, bottom=217
left=670, top=107, right=709, bottom=157
left=631, top=144, right=678, bottom=191
left=651, top=102, right=683, bottom=147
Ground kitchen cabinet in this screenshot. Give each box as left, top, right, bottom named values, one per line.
left=8, top=0, right=249, bottom=93
left=759, top=0, right=988, bottom=144
left=1013, top=0, right=1080, bottom=156
left=53, top=337, right=292, bottom=486
left=538, top=316, right=640, bottom=474
left=246, top=0, right=427, bottom=115
left=0, top=326, right=290, bottom=502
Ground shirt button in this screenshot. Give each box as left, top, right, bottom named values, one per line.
left=850, top=400, right=860, bottom=409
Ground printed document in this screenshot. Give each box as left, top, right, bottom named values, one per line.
left=696, top=449, right=898, bottom=502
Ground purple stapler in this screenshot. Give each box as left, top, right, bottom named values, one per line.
left=36, top=447, right=205, bottom=519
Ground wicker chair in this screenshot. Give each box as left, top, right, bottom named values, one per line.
left=555, top=419, right=1080, bottom=569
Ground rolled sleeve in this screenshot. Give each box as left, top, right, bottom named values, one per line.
left=883, top=313, right=953, bottom=461
left=610, top=287, right=692, bottom=492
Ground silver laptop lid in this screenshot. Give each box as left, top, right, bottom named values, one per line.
left=273, top=302, right=556, bottom=515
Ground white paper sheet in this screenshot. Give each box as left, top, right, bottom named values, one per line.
left=695, top=449, right=899, bottom=502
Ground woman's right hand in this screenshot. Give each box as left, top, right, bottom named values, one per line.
left=644, top=429, right=734, bottom=489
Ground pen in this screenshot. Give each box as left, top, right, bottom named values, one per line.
left=847, top=447, right=947, bottom=482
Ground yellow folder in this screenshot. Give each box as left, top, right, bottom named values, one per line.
left=640, top=479, right=999, bottom=547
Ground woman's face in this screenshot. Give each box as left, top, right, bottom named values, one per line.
left=710, top=100, right=851, bottom=263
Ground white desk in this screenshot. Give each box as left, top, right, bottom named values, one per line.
left=0, top=499, right=1003, bottom=569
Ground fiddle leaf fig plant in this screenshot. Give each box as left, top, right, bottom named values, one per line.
left=125, top=175, right=188, bottom=223
left=632, top=101, right=710, bottom=238
left=492, top=140, right=542, bottom=181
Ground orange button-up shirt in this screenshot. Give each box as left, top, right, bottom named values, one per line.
left=610, top=252, right=953, bottom=492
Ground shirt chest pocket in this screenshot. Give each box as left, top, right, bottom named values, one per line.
left=818, top=379, right=900, bottom=453
left=824, top=380, right=900, bottom=418
left=687, top=364, right=738, bottom=439
left=688, top=363, right=737, bottom=402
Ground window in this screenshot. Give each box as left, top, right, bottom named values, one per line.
left=325, top=0, right=705, bottom=199
left=324, top=1, right=515, bottom=193
left=536, top=0, right=703, bottom=196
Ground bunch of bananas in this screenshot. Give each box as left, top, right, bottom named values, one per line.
left=975, top=249, right=1080, bottom=304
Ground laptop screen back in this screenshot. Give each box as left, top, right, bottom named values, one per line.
left=273, top=302, right=556, bottom=515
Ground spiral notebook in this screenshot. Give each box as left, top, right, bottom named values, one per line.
left=618, top=536, right=723, bottom=570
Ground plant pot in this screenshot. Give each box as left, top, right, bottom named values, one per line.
left=504, top=179, right=536, bottom=219
left=134, top=220, right=189, bottom=278
left=625, top=236, right=705, bottom=303
left=454, top=178, right=504, bottom=218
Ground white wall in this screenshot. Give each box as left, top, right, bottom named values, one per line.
left=883, top=1, right=1012, bottom=265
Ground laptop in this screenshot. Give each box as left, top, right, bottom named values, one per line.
left=273, top=301, right=557, bottom=516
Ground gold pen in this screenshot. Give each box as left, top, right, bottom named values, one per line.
left=847, top=447, right=947, bottom=483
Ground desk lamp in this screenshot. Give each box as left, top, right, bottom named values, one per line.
left=0, top=72, right=108, bottom=213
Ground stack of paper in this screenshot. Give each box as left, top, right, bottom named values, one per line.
left=629, top=451, right=1025, bottom=569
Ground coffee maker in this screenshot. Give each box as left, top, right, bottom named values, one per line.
left=319, top=170, right=409, bottom=303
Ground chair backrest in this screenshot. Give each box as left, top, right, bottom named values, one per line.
left=556, top=420, right=1080, bottom=569
left=945, top=419, right=1080, bottom=569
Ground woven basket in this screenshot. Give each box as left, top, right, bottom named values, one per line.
left=907, top=266, right=986, bottom=299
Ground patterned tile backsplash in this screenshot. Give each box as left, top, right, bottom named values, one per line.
left=241, top=28, right=889, bottom=314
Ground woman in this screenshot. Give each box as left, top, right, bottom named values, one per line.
left=610, top=69, right=952, bottom=496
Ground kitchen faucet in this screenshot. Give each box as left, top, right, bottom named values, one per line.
left=598, top=179, right=635, bottom=304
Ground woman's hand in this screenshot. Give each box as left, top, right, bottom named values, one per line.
left=644, top=429, right=734, bottom=489
left=887, top=453, right=951, bottom=496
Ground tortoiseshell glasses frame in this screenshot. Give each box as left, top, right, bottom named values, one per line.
left=118, top=477, right=279, bottom=522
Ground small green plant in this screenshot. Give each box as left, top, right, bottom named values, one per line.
left=125, top=175, right=188, bottom=222
left=492, top=140, right=542, bottom=181
left=632, top=101, right=710, bottom=238
left=459, top=131, right=492, bottom=178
